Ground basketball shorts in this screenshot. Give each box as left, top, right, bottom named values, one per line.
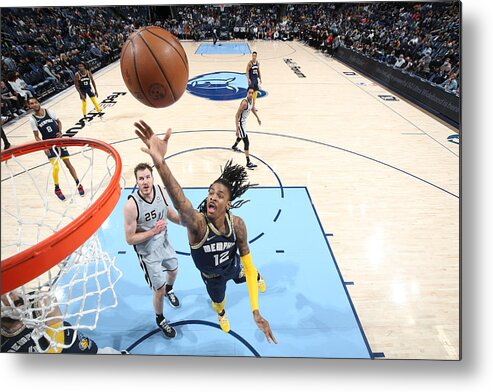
left=48, top=146, right=70, bottom=160
left=200, top=254, right=244, bottom=303
left=136, top=239, right=178, bottom=290
left=238, top=121, right=248, bottom=139
left=249, top=81, right=259, bottom=91
left=80, top=88, right=95, bottom=98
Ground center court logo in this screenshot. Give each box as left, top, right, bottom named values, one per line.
left=187, top=72, right=267, bottom=101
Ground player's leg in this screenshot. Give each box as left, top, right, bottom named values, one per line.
left=87, top=90, right=102, bottom=114
left=80, top=90, right=88, bottom=117
left=1, top=126, right=11, bottom=149
left=201, top=274, right=230, bottom=332
left=163, top=255, right=180, bottom=308
left=232, top=121, right=245, bottom=152
left=232, top=136, right=242, bottom=152
left=141, top=252, right=176, bottom=338
left=253, top=83, right=259, bottom=106
left=49, top=154, right=65, bottom=201
left=243, top=135, right=257, bottom=168
left=61, top=154, right=85, bottom=196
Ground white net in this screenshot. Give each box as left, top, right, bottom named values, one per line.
left=1, top=140, right=123, bottom=353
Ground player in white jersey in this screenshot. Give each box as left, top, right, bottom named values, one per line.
left=123, top=163, right=182, bottom=338
left=231, top=87, right=261, bottom=169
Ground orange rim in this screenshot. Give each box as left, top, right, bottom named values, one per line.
left=1, top=138, right=122, bottom=294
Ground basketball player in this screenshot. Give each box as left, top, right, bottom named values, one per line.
left=232, top=87, right=261, bottom=169
left=246, top=51, right=262, bottom=106
left=212, top=28, right=219, bottom=45
left=27, top=97, right=85, bottom=202
left=74, top=62, right=103, bottom=119
left=123, top=163, right=182, bottom=339
left=1, top=292, right=121, bottom=354
left=134, top=120, right=277, bottom=343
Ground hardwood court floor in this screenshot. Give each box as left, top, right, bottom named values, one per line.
left=1, top=40, right=459, bottom=359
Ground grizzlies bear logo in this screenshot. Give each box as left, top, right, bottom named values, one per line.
left=187, top=72, right=267, bottom=101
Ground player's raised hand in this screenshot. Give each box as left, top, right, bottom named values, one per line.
left=134, top=120, right=171, bottom=165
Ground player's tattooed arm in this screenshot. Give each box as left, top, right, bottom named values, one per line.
left=234, top=216, right=250, bottom=256
left=134, top=120, right=205, bottom=237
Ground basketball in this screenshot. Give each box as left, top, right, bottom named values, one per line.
left=120, top=26, right=189, bottom=108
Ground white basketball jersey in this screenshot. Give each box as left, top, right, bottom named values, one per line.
left=240, top=98, right=253, bottom=123
left=129, top=185, right=169, bottom=255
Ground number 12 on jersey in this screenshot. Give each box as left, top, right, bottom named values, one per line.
left=213, top=251, right=229, bottom=266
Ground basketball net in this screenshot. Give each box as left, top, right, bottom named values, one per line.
left=1, top=139, right=123, bottom=353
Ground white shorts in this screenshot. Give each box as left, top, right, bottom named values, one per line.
left=135, top=239, right=178, bottom=290
left=238, top=121, right=248, bottom=139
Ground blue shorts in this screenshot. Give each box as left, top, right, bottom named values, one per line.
left=48, top=146, right=70, bottom=160
left=80, top=89, right=95, bottom=98
left=249, top=81, right=259, bottom=91
left=200, top=255, right=245, bottom=303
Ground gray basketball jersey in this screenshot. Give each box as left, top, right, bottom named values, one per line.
left=129, top=185, right=170, bottom=255
left=239, top=98, right=253, bottom=124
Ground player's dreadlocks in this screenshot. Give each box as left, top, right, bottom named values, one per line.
left=198, top=160, right=256, bottom=213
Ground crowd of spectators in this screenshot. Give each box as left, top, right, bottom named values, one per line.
left=155, top=5, right=286, bottom=41
left=1, top=6, right=147, bottom=122
left=288, top=2, right=460, bottom=95
left=1, top=3, right=460, bottom=124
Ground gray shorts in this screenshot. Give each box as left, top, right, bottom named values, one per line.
left=135, top=241, right=178, bottom=290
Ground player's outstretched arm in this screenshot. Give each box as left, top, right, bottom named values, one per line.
left=134, top=120, right=202, bottom=233
left=235, top=216, right=278, bottom=344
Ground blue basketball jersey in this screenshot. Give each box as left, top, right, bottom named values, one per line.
left=190, top=211, right=239, bottom=275
left=248, top=60, right=259, bottom=83
left=77, top=71, right=91, bottom=90
left=31, top=109, right=60, bottom=140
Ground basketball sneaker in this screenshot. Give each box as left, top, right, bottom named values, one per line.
left=246, top=161, right=257, bottom=169
left=55, top=187, right=66, bottom=201
left=157, top=318, right=176, bottom=339
left=217, top=311, right=230, bottom=333
left=77, top=184, right=85, bottom=197
left=165, top=289, right=180, bottom=308
left=232, top=145, right=241, bottom=152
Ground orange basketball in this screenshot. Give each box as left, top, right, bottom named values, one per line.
left=120, top=26, right=189, bottom=108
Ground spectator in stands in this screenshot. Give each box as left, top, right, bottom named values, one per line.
left=7, top=72, right=34, bottom=101
left=440, top=73, right=458, bottom=93
left=417, top=52, right=432, bottom=77
left=394, top=54, right=406, bottom=69
left=386, top=50, right=398, bottom=65
left=2, top=54, right=18, bottom=72
left=43, top=60, right=64, bottom=90
left=403, top=57, right=414, bottom=72
left=1, top=80, right=26, bottom=119
left=439, top=57, right=452, bottom=75
left=89, top=43, right=103, bottom=59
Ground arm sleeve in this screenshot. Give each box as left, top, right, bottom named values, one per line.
left=47, top=109, right=58, bottom=120
left=29, top=117, right=38, bottom=132
left=240, top=253, right=259, bottom=311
